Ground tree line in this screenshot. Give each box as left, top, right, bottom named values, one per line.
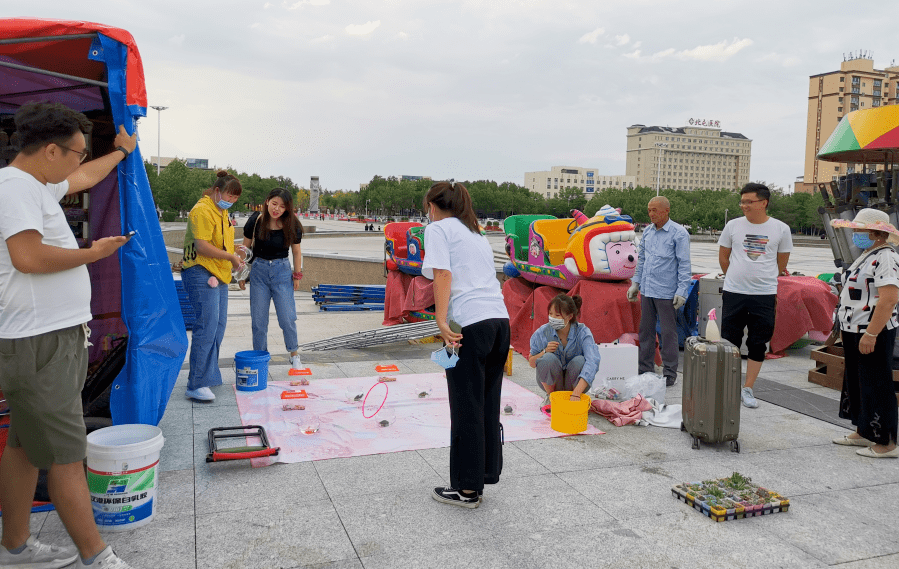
left=145, top=164, right=825, bottom=232
left=144, top=160, right=309, bottom=218
left=320, top=175, right=825, bottom=232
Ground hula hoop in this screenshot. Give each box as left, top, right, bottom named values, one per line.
left=362, top=381, right=389, bottom=419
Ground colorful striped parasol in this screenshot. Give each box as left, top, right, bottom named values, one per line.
left=817, top=106, right=899, bottom=163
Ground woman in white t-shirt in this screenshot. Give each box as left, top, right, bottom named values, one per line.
left=831, top=209, right=899, bottom=458
left=422, top=180, right=510, bottom=508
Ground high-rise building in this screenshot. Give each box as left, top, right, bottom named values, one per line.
left=625, top=123, right=752, bottom=191
left=523, top=166, right=635, bottom=199
left=799, top=54, right=899, bottom=193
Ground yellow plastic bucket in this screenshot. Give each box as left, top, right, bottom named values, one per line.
left=549, top=391, right=592, bottom=434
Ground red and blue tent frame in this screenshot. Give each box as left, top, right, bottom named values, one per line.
left=0, top=19, right=187, bottom=426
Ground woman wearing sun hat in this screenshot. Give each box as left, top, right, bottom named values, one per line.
left=831, top=208, right=899, bottom=458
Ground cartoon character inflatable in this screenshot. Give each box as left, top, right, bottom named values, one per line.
left=503, top=205, right=637, bottom=289
left=384, top=222, right=425, bottom=276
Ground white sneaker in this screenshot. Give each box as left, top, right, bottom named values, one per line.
left=0, top=535, right=77, bottom=568
left=290, top=354, right=303, bottom=369
left=74, top=546, right=133, bottom=568
left=185, top=386, right=215, bottom=401
left=741, top=386, right=759, bottom=409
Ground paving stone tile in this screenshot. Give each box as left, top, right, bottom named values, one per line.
left=332, top=474, right=614, bottom=558
left=40, top=511, right=196, bottom=569
left=313, top=450, right=443, bottom=498
left=159, top=433, right=195, bottom=472
left=619, top=510, right=826, bottom=568
left=740, top=445, right=899, bottom=495
left=194, top=439, right=329, bottom=515
left=195, top=501, right=356, bottom=569
left=192, top=404, right=243, bottom=435
left=416, top=441, right=552, bottom=482
left=158, top=405, right=194, bottom=437
left=511, top=432, right=642, bottom=473
left=753, top=485, right=899, bottom=564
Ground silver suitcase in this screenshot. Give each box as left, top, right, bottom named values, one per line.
left=681, top=336, right=742, bottom=452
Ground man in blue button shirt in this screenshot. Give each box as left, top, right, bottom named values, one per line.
left=627, top=196, right=692, bottom=387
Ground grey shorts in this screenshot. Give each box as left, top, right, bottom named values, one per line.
left=0, top=324, right=88, bottom=468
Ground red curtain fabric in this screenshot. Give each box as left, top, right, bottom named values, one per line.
left=770, top=276, right=838, bottom=354
left=502, top=277, right=641, bottom=357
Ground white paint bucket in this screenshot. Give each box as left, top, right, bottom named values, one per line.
left=86, top=424, right=165, bottom=532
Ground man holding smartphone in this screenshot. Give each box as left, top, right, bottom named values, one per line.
left=0, top=102, right=137, bottom=568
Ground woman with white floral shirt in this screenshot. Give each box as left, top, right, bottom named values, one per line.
left=831, top=209, right=899, bottom=458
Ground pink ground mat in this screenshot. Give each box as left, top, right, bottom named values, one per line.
left=234, top=372, right=604, bottom=466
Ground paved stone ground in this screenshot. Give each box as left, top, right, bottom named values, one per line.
left=13, top=297, right=899, bottom=568
left=7, top=225, right=895, bottom=568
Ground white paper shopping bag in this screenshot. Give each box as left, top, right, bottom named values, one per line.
left=594, top=343, right=638, bottom=391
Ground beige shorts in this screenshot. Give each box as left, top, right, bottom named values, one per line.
left=0, top=324, right=88, bottom=469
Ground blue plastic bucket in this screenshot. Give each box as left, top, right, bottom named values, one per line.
left=234, top=350, right=271, bottom=391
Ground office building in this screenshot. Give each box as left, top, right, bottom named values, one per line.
left=524, top=166, right=635, bottom=198
left=625, top=123, right=752, bottom=191
left=799, top=54, right=899, bottom=193
left=148, top=156, right=210, bottom=170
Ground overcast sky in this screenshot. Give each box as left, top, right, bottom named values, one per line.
left=10, top=1, right=899, bottom=193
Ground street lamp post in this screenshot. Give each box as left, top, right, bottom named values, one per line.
left=150, top=106, right=168, bottom=176
left=724, top=208, right=729, bottom=226
left=654, top=142, right=668, bottom=197
left=365, top=199, right=370, bottom=219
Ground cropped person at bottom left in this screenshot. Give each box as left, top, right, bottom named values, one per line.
left=0, top=101, right=136, bottom=568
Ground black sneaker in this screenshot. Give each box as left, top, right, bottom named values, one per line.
left=432, top=487, right=480, bottom=508
left=666, top=376, right=677, bottom=387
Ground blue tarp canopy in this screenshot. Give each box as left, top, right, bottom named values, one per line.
left=0, top=19, right=187, bottom=426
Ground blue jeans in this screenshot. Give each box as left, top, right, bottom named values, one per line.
left=249, top=258, right=298, bottom=353
left=182, top=265, right=228, bottom=390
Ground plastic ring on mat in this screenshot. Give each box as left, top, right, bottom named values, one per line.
left=362, top=381, right=389, bottom=419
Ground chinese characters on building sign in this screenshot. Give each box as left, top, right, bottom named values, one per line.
left=688, top=118, right=721, bottom=127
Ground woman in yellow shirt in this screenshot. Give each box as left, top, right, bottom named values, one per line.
left=182, top=170, right=243, bottom=401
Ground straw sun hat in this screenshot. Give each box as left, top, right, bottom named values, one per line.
left=831, top=208, right=899, bottom=245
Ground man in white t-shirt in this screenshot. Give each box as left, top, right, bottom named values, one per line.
left=718, top=183, right=793, bottom=409
left=0, top=102, right=136, bottom=568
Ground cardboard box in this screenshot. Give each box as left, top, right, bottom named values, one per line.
left=594, top=343, right=638, bottom=387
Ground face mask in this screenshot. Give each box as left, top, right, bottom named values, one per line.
left=548, top=316, right=566, bottom=330
left=217, top=199, right=234, bottom=210
left=431, top=344, right=459, bottom=369
left=853, top=233, right=874, bottom=250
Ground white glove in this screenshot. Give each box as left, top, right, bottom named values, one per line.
left=672, top=295, right=686, bottom=310
left=626, top=282, right=639, bottom=303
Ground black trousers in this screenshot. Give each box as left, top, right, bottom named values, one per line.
left=445, top=318, right=510, bottom=491
left=721, top=291, right=777, bottom=362
left=840, top=328, right=899, bottom=446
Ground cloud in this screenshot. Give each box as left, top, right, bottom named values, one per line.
left=286, top=0, right=329, bottom=8
left=264, top=2, right=272, bottom=8
left=345, top=20, right=381, bottom=36
left=250, top=22, right=262, bottom=29
left=578, top=27, right=605, bottom=45
left=168, top=34, right=185, bottom=46
left=673, top=37, right=753, bottom=62
left=310, top=34, right=334, bottom=44
left=625, top=38, right=753, bottom=63
left=394, top=31, right=409, bottom=40
left=614, top=34, right=630, bottom=46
